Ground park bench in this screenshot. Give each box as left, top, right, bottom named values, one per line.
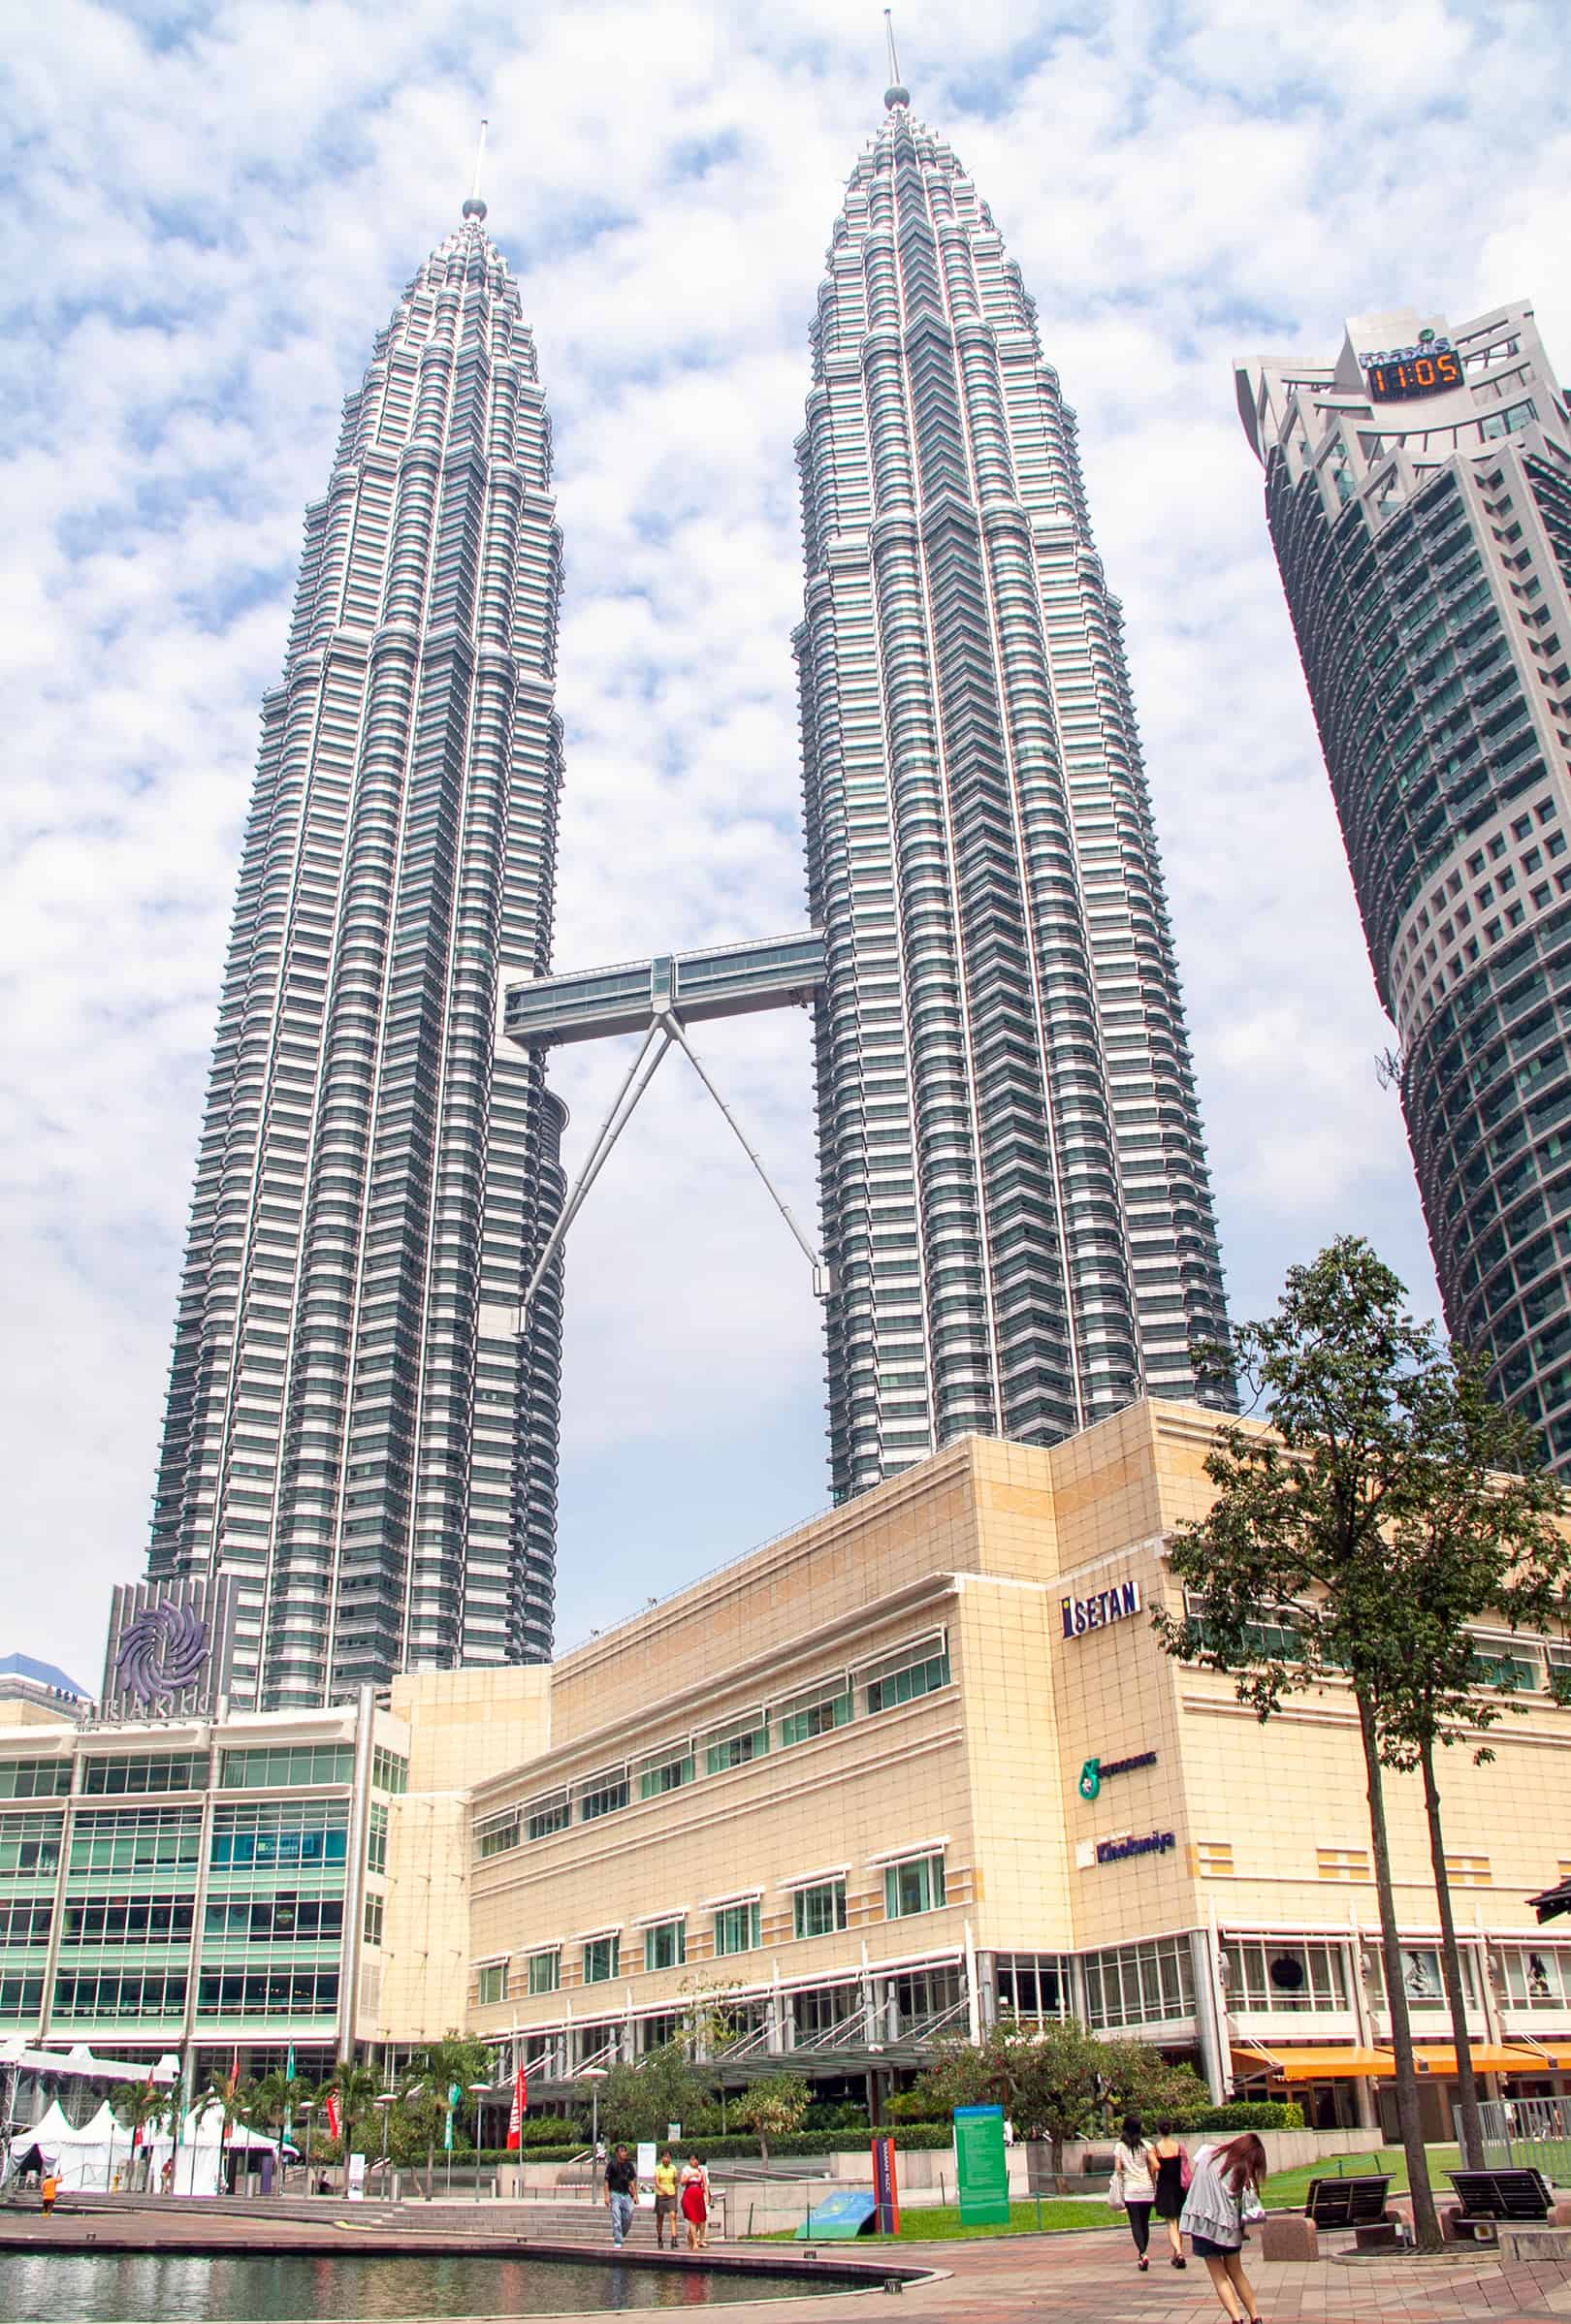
left=1259, top=2173, right=1393, bottom=2261
left=1445, top=2167, right=1554, bottom=2243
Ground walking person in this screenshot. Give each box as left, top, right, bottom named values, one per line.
left=39, top=2171, right=59, bottom=2217
left=1108, top=2113, right=1157, bottom=2272
left=1151, top=2117, right=1190, bottom=2267
left=679, top=2150, right=711, bottom=2249
left=654, top=2148, right=680, bottom=2249
left=604, top=2143, right=638, bottom=2249
left=1178, top=2131, right=1268, bottom=2324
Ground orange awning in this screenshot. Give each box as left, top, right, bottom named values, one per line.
left=1232, top=2044, right=1392, bottom=2081
left=1409, top=2044, right=1546, bottom=2077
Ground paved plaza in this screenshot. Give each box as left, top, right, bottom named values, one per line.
left=6, top=2202, right=1571, bottom=2321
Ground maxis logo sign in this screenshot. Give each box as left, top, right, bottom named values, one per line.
left=1060, top=1576, right=1140, bottom=1640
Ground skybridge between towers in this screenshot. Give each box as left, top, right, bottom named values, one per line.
left=500, top=931, right=830, bottom=1321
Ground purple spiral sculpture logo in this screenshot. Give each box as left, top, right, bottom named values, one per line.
left=115, top=1601, right=209, bottom=1707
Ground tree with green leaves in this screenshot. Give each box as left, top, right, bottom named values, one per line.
left=597, top=2042, right=719, bottom=2149
left=1154, top=1235, right=1568, bottom=2246
left=1366, top=1357, right=1569, bottom=2167
left=1096, top=2036, right=1209, bottom=2131
left=112, top=2080, right=173, bottom=2187
left=734, top=2075, right=811, bottom=2169
left=922, top=2019, right=1106, bottom=2185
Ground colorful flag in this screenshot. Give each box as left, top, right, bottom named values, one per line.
left=229, top=2048, right=240, bottom=2096
left=325, top=2089, right=342, bottom=2141
left=506, top=2065, right=528, bottom=2150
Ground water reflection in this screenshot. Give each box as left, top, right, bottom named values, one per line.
left=0, top=2250, right=839, bottom=2321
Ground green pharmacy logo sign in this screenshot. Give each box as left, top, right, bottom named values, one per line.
left=1079, top=1758, right=1102, bottom=1801
left=1078, top=1749, right=1156, bottom=1805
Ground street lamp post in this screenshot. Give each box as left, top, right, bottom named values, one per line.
left=299, top=2099, right=315, bottom=2195
left=468, top=2085, right=490, bottom=2203
left=373, top=2092, right=396, bottom=2193
left=579, top=2066, right=609, bottom=2201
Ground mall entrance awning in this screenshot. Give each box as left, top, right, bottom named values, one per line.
left=1529, top=1877, right=1571, bottom=1924
left=1233, top=2044, right=1391, bottom=2081
left=1234, top=2040, right=1548, bottom=2082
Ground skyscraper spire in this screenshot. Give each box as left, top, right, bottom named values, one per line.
left=882, top=9, right=910, bottom=108
left=463, top=116, right=490, bottom=221
left=794, top=80, right=1233, bottom=1496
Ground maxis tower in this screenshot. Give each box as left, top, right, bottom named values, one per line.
left=507, top=75, right=1234, bottom=1502
left=147, top=191, right=568, bottom=1709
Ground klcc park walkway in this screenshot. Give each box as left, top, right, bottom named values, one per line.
left=5, top=2196, right=1571, bottom=2321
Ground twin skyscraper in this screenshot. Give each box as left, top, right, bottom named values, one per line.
left=146, top=80, right=1233, bottom=1711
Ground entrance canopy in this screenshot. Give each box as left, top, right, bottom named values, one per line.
left=1234, top=2040, right=1549, bottom=2082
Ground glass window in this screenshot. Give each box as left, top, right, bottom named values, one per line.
left=0, top=1974, right=44, bottom=2019
left=883, top=1854, right=946, bottom=1920
left=583, top=1935, right=619, bottom=1984
left=220, top=1744, right=353, bottom=1789
left=193, top=1968, right=338, bottom=2019
left=529, top=1950, right=560, bottom=1995
left=526, top=1796, right=569, bottom=1840
left=793, top=1880, right=849, bottom=1940
left=370, top=1746, right=408, bottom=1795
left=0, top=1761, right=71, bottom=1799
left=713, top=1901, right=761, bottom=1957
left=83, top=1753, right=209, bottom=1796
left=476, top=1813, right=521, bottom=1859
left=0, top=1900, right=53, bottom=1947
left=478, top=1961, right=508, bottom=2005
left=643, top=1920, right=687, bottom=1972
left=52, top=1970, right=189, bottom=2021
left=64, top=1894, right=194, bottom=1946
left=778, top=1687, right=852, bottom=1748
left=705, top=1719, right=768, bottom=1775
left=864, top=1644, right=950, bottom=1715
left=578, top=1771, right=629, bottom=1824
left=637, top=1753, right=693, bottom=1801
left=995, top=1954, right=1067, bottom=2025
left=0, top=1813, right=63, bottom=1876
left=1499, top=1945, right=1571, bottom=2006
left=1227, top=1941, right=1348, bottom=2012
left=209, top=1803, right=347, bottom=1871
left=367, top=1801, right=388, bottom=1874
left=71, top=1807, right=201, bottom=1875
left=363, top=1894, right=384, bottom=1948
left=1082, top=1937, right=1195, bottom=2030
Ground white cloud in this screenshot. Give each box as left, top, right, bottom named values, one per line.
left=3, top=0, right=1566, bottom=1682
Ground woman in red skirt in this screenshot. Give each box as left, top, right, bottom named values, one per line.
left=679, top=2151, right=711, bottom=2248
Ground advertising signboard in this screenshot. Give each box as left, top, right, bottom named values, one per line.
left=954, top=2104, right=1010, bottom=2226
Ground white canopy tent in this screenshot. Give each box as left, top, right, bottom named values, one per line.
left=48, top=2101, right=132, bottom=2191
left=143, top=2108, right=300, bottom=2198
left=9, top=2099, right=73, bottom=2177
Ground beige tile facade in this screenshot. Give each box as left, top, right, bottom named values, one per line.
left=379, top=1403, right=1571, bottom=2127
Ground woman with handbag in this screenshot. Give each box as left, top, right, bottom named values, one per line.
left=1178, top=2131, right=1268, bottom=2324
left=1108, top=2113, right=1158, bottom=2272
left=1150, top=2118, right=1190, bottom=2267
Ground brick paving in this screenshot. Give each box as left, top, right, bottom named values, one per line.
left=5, top=2200, right=1571, bottom=2320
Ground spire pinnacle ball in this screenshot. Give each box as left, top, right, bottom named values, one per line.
left=883, top=83, right=911, bottom=109
left=462, top=197, right=488, bottom=221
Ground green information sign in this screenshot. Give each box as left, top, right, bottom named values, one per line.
left=954, top=2104, right=1010, bottom=2226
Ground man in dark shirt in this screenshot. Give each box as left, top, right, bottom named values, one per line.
left=604, top=2144, right=638, bottom=2246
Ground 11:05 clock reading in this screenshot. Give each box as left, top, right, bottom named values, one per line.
left=1365, top=349, right=1463, bottom=402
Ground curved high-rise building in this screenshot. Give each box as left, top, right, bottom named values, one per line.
left=794, top=80, right=1233, bottom=1496
left=148, top=194, right=567, bottom=1707
left=1238, top=302, right=1571, bottom=1471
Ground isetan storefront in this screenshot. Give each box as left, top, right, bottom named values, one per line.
left=453, top=1401, right=1571, bottom=2137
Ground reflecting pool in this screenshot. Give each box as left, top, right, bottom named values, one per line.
left=0, top=2249, right=850, bottom=2320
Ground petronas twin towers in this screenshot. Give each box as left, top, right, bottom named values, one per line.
left=149, top=78, right=1231, bottom=1709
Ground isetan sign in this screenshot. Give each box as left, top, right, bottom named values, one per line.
left=1060, top=1577, right=1141, bottom=1640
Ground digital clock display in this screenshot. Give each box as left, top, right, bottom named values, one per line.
left=1364, top=348, right=1462, bottom=403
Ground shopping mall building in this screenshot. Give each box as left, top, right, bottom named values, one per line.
left=9, top=1401, right=1571, bottom=2141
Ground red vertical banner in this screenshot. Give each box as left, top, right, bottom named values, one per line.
left=325, top=2090, right=342, bottom=2141
left=506, top=2066, right=528, bottom=2151
left=871, top=2134, right=900, bottom=2235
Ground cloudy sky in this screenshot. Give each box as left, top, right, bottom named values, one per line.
left=4, top=0, right=1569, bottom=1690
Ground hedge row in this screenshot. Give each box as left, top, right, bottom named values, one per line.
left=481, top=2105, right=1298, bottom=2167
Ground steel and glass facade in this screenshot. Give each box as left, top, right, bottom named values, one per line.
left=147, top=199, right=567, bottom=1705
left=1238, top=303, right=1571, bottom=1469
left=0, top=1698, right=402, bottom=2078
left=796, top=88, right=1232, bottom=1498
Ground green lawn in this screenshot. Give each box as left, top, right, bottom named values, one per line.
left=756, top=2144, right=1471, bottom=2244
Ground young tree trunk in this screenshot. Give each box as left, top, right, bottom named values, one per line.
left=1358, top=1690, right=1441, bottom=2249
left=1420, top=1736, right=1486, bottom=2170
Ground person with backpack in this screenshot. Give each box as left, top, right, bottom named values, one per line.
left=1108, top=2112, right=1158, bottom=2271
left=1178, top=2131, right=1268, bottom=2324
left=1150, top=2118, right=1190, bottom=2267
